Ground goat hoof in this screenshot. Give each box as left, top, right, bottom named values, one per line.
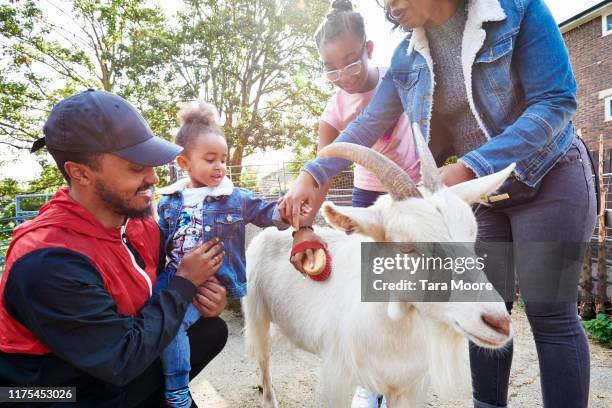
left=262, top=398, right=279, bottom=408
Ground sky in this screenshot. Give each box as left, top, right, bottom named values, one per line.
left=1, top=0, right=604, bottom=182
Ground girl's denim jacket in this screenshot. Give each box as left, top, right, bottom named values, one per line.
left=304, top=0, right=577, bottom=188
left=157, top=177, right=288, bottom=298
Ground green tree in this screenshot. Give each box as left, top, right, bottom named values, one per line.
left=0, top=178, right=24, bottom=219
left=0, top=178, right=24, bottom=251
left=165, top=0, right=329, bottom=171
left=0, top=0, right=173, bottom=150
left=26, top=162, right=65, bottom=194
left=1, top=0, right=179, bottom=192
left=1, top=0, right=332, bottom=191
left=235, top=166, right=259, bottom=190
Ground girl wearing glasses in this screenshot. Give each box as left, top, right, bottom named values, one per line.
left=316, top=0, right=420, bottom=210
left=280, top=0, right=596, bottom=408
left=313, top=1, right=420, bottom=407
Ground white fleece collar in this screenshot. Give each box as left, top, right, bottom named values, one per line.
left=460, top=0, right=505, bottom=140
left=407, top=0, right=506, bottom=141
left=157, top=176, right=234, bottom=197
left=408, top=0, right=506, bottom=58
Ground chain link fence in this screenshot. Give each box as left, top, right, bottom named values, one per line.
left=175, top=161, right=357, bottom=207
left=0, top=194, right=54, bottom=269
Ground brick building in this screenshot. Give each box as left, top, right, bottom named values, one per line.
left=560, top=0, right=612, bottom=152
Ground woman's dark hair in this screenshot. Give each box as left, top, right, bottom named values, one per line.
left=175, top=101, right=223, bottom=151
left=315, top=0, right=366, bottom=47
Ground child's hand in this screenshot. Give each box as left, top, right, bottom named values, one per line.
left=280, top=204, right=312, bottom=225
left=177, top=237, right=225, bottom=287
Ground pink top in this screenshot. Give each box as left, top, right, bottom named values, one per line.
left=320, top=68, right=420, bottom=192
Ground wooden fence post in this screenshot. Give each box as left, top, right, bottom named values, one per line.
left=596, top=134, right=608, bottom=314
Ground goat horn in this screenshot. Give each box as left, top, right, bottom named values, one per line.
left=412, top=123, right=444, bottom=193
left=318, top=142, right=421, bottom=201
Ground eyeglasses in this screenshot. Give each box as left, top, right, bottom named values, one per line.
left=322, top=43, right=366, bottom=82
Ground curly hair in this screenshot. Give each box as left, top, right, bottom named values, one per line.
left=174, top=100, right=224, bottom=151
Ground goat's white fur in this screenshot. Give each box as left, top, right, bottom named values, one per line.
left=244, top=164, right=515, bottom=407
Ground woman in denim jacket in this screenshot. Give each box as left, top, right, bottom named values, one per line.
left=280, top=1, right=597, bottom=407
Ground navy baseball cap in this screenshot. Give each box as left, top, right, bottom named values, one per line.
left=32, top=89, right=182, bottom=166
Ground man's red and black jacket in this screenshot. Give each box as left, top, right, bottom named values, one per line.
left=0, top=188, right=196, bottom=389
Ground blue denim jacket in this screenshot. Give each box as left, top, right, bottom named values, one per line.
left=157, top=178, right=288, bottom=298
left=304, top=0, right=577, bottom=188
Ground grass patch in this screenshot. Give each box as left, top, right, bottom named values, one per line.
left=583, top=313, right=612, bottom=348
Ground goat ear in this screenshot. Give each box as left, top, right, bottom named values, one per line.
left=447, top=163, right=515, bottom=205
left=322, top=202, right=385, bottom=241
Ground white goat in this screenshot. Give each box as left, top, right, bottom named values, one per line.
left=244, top=125, right=514, bottom=407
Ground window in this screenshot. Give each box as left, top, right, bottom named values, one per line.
left=603, top=13, right=612, bottom=36
left=599, top=89, right=612, bottom=122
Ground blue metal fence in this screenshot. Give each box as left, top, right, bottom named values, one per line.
left=14, top=193, right=54, bottom=223
left=0, top=194, right=53, bottom=270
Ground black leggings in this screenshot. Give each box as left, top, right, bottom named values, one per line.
left=470, top=138, right=596, bottom=408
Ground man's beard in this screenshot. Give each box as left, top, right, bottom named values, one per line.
left=95, top=179, right=152, bottom=219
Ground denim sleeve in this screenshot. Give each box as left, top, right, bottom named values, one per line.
left=460, top=0, right=577, bottom=178
left=303, top=68, right=405, bottom=187
left=156, top=198, right=170, bottom=245
left=241, top=189, right=289, bottom=230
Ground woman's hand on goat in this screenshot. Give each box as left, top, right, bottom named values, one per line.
left=278, top=171, right=318, bottom=230
left=193, top=276, right=227, bottom=317
left=440, top=162, right=476, bottom=187
left=290, top=228, right=328, bottom=276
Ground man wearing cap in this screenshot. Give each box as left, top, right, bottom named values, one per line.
left=0, top=89, right=228, bottom=407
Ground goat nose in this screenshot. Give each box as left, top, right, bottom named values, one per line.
left=481, top=313, right=511, bottom=337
